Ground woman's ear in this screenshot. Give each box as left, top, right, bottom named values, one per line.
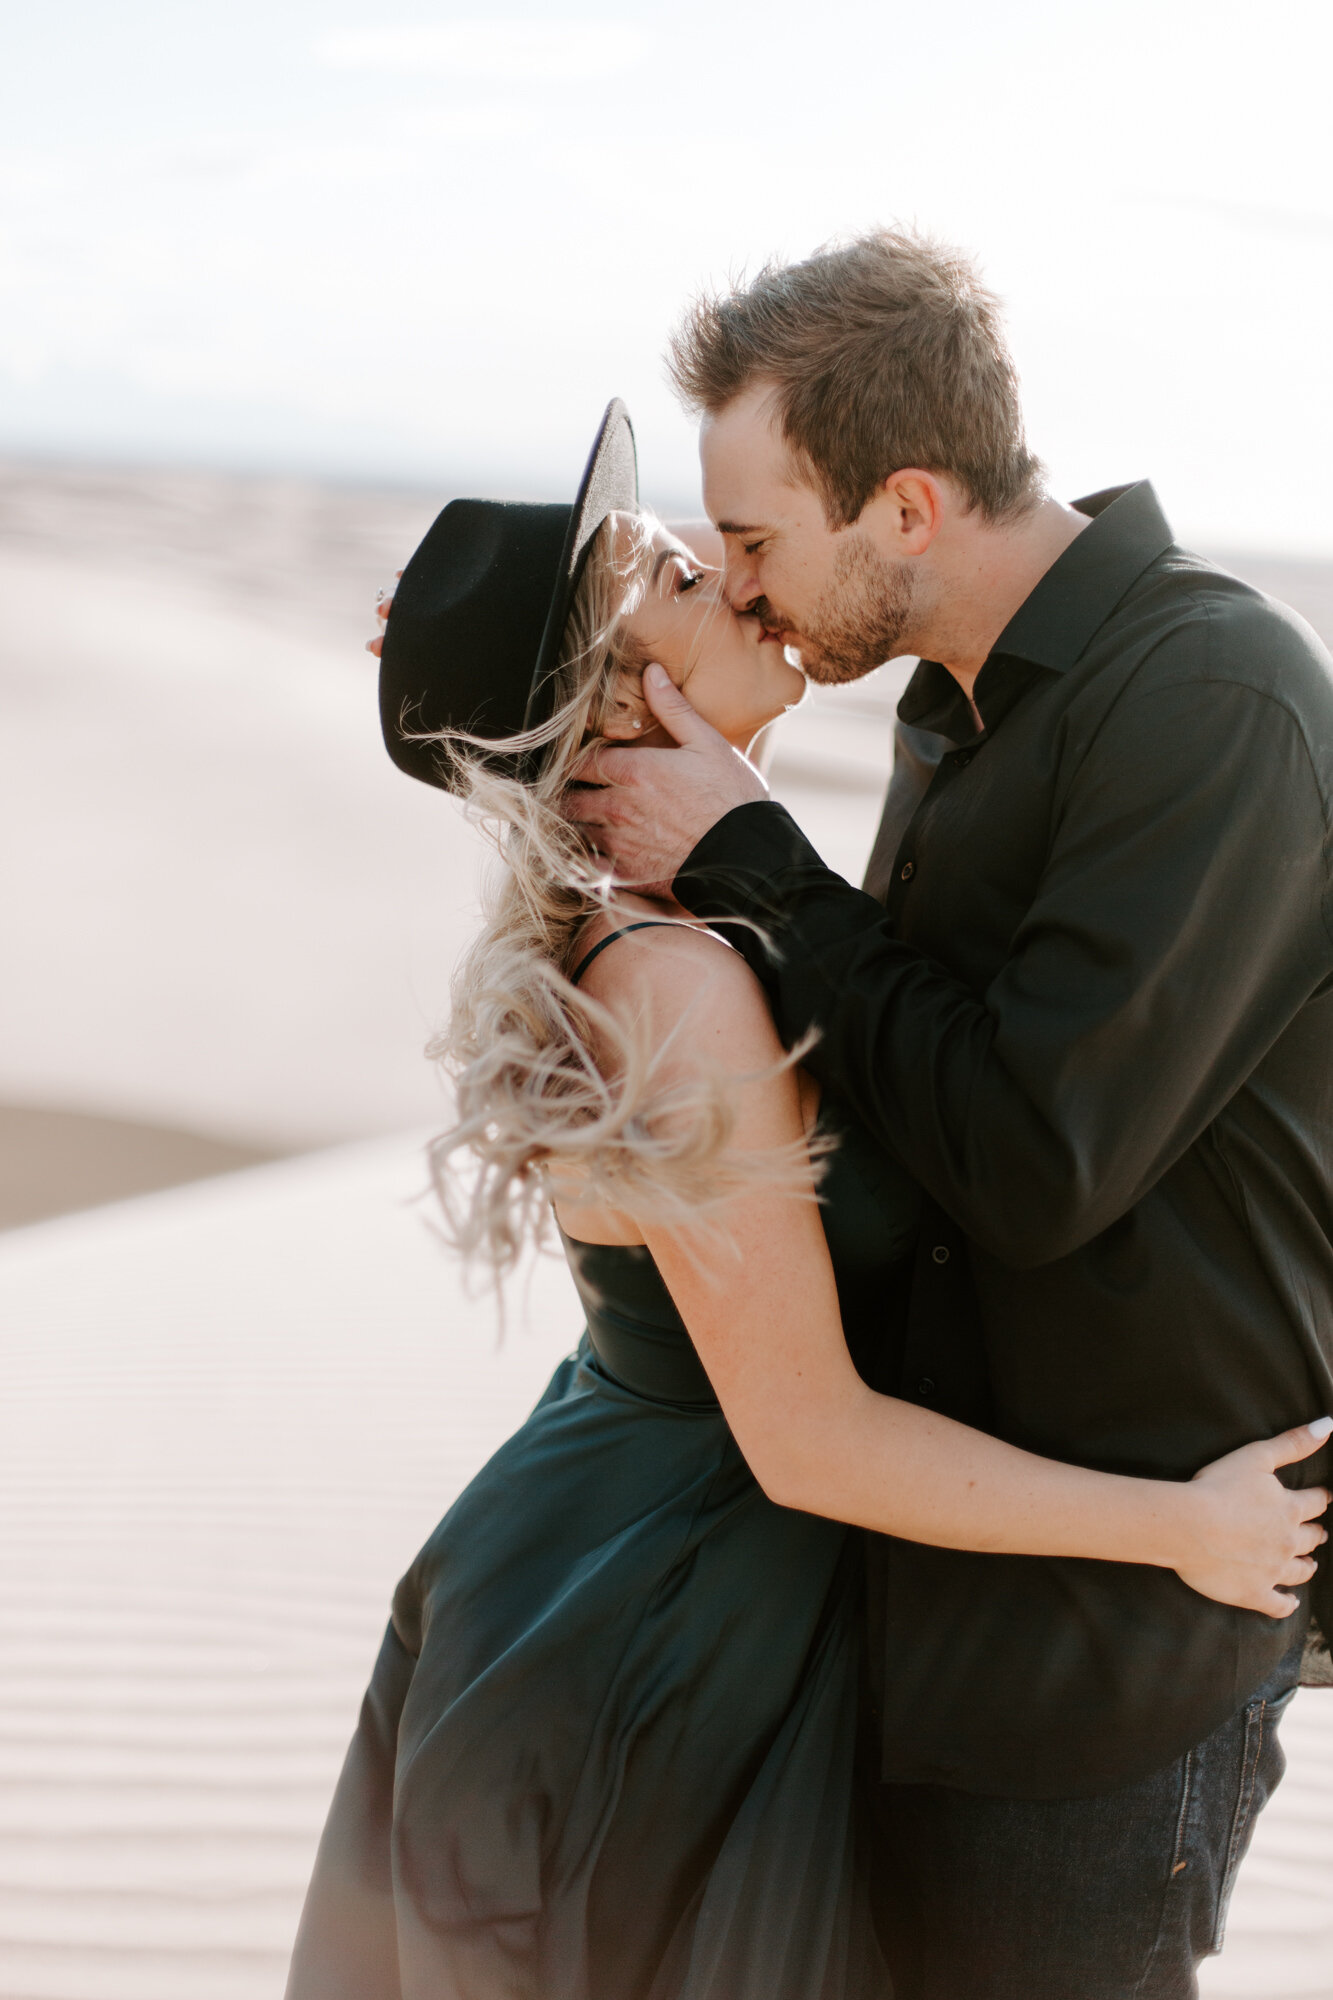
left=601, top=672, right=650, bottom=740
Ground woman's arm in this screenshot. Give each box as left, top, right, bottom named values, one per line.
left=580, top=927, right=1330, bottom=1618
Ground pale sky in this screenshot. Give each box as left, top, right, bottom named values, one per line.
left=2, top=0, right=1332, bottom=550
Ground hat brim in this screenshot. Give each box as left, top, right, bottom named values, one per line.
left=522, top=398, right=639, bottom=735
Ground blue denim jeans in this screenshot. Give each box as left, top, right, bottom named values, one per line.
left=870, top=1640, right=1302, bottom=2000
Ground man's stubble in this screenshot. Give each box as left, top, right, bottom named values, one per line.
left=785, top=530, right=918, bottom=685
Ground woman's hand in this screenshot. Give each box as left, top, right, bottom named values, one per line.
left=1174, top=1418, right=1331, bottom=1614
left=365, top=572, right=402, bottom=659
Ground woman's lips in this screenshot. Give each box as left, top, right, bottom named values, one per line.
left=758, top=623, right=806, bottom=670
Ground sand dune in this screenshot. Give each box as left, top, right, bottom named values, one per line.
left=0, top=1139, right=578, bottom=1998
left=0, top=1105, right=275, bottom=1231
left=0, top=461, right=899, bottom=1167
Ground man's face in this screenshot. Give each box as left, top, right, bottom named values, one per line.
left=699, top=382, right=918, bottom=685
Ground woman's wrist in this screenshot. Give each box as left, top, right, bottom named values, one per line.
left=1140, top=1476, right=1208, bottom=1572
left=1031, top=1462, right=1201, bottom=1570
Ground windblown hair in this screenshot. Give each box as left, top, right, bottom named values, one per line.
left=424, top=511, right=818, bottom=1279
left=667, top=226, right=1041, bottom=528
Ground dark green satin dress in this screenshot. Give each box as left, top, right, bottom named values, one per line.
left=286, top=937, right=920, bottom=2000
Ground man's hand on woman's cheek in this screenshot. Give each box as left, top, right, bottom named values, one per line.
left=562, top=664, right=768, bottom=892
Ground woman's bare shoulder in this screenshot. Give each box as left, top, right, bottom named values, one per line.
left=573, top=902, right=773, bottom=1040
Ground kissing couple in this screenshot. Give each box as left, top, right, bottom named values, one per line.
left=286, top=229, right=1333, bottom=2000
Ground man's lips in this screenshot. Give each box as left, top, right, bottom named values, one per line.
left=745, top=610, right=800, bottom=653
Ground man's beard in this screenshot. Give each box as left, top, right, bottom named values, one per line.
left=771, top=531, right=918, bottom=686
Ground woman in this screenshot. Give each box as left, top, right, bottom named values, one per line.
left=286, top=405, right=1329, bottom=2000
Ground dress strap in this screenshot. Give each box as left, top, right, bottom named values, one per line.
left=569, top=921, right=683, bottom=988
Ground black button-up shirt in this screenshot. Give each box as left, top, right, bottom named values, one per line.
left=678, top=482, right=1333, bottom=1798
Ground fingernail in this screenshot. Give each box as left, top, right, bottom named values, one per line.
left=1310, top=1416, right=1333, bottom=1439
left=645, top=662, right=669, bottom=689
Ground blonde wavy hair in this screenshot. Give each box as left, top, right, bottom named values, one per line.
left=424, top=509, right=819, bottom=1277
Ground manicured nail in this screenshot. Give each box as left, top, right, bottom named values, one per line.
left=645, top=662, right=669, bottom=689
left=1310, top=1416, right=1333, bottom=1439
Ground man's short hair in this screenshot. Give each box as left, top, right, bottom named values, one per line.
left=667, top=228, right=1041, bottom=528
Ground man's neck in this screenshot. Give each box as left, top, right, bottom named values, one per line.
left=921, top=495, right=1092, bottom=698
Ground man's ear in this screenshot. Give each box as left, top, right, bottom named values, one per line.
left=875, top=469, right=946, bottom=556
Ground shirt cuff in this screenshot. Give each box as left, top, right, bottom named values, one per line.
left=673, top=800, right=826, bottom=938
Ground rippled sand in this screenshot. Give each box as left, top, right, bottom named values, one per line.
left=0, top=1140, right=579, bottom=1998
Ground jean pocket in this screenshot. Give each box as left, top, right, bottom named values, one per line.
left=1211, top=1689, right=1292, bottom=1953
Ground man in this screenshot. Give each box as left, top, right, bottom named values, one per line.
left=567, top=230, right=1333, bottom=1997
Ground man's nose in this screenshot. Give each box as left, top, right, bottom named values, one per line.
left=721, top=560, right=761, bottom=613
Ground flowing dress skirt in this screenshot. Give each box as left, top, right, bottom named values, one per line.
left=285, top=1343, right=889, bottom=1999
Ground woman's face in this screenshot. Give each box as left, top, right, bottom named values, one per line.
left=605, top=514, right=806, bottom=752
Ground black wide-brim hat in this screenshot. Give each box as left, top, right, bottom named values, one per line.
left=379, top=399, right=639, bottom=790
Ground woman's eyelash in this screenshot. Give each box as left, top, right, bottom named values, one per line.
left=678, top=570, right=704, bottom=593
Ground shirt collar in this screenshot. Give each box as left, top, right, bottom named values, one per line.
left=899, top=481, right=1176, bottom=735
left=989, top=480, right=1175, bottom=673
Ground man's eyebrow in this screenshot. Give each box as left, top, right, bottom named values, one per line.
left=714, top=521, right=769, bottom=538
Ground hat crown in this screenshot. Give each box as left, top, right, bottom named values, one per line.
left=423, top=499, right=507, bottom=610
left=379, top=402, right=637, bottom=791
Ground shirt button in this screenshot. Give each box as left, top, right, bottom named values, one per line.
left=916, top=1376, right=937, bottom=1398
left=900, top=860, right=915, bottom=882
left=931, top=1244, right=950, bottom=1265
left=955, top=749, right=974, bottom=768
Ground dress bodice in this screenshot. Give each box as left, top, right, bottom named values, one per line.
left=560, top=1103, right=920, bottom=1406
